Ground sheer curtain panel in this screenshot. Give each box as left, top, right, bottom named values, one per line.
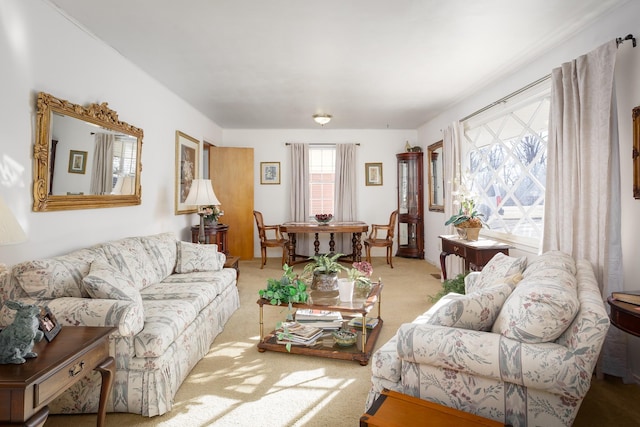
left=289, top=143, right=310, bottom=256
left=334, top=143, right=358, bottom=253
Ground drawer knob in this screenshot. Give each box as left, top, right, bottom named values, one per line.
left=69, top=361, right=86, bottom=377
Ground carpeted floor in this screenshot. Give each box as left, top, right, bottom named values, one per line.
left=44, top=257, right=640, bottom=427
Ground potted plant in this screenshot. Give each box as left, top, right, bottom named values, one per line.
left=302, top=253, right=346, bottom=305
left=445, top=197, right=487, bottom=241
left=429, top=272, right=468, bottom=302
left=258, top=264, right=309, bottom=306
left=347, top=261, right=374, bottom=299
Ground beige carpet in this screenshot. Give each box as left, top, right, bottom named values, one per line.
left=44, top=257, right=640, bottom=427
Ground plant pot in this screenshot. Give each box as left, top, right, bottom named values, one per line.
left=465, top=227, right=481, bottom=241
left=310, top=272, right=339, bottom=305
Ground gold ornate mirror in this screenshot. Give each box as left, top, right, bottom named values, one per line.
left=634, top=105, right=640, bottom=199
left=33, top=92, right=143, bottom=211
left=427, top=140, right=444, bottom=212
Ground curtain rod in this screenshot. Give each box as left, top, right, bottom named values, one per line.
left=460, top=74, right=551, bottom=122
left=461, top=34, right=635, bottom=123
left=284, top=142, right=360, bottom=146
left=616, top=33, right=636, bottom=48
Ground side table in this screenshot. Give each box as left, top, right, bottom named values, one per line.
left=607, top=296, right=640, bottom=337
left=0, top=326, right=116, bottom=427
left=191, top=223, right=229, bottom=254
left=439, top=235, right=511, bottom=280
left=224, top=255, right=240, bottom=280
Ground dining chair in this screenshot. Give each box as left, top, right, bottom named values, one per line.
left=364, top=210, right=398, bottom=268
left=253, top=210, right=288, bottom=269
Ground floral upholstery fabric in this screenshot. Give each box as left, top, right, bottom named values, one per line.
left=0, top=232, right=239, bottom=417
left=467, top=252, right=527, bottom=294
left=427, top=283, right=512, bottom=331
left=175, top=241, right=225, bottom=273
left=83, top=259, right=143, bottom=305
left=367, top=251, right=610, bottom=427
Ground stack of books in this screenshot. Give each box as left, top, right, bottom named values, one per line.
left=276, top=322, right=324, bottom=346
left=295, top=309, right=344, bottom=330
left=348, top=316, right=379, bottom=329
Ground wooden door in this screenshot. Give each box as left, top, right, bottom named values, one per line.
left=209, top=147, right=254, bottom=259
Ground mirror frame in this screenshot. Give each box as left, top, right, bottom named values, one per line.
left=427, top=140, right=444, bottom=212
left=33, top=92, right=143, bottom=211
left=634, top=105, right=640, bottom=199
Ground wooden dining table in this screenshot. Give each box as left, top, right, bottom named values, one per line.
left=280, top=221, right=369, bottom=265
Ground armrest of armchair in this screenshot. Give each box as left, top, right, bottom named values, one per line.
left=369, top=224, right=392, bottom=239
left=47, top=297, right=144, bottom=337
left=397, top=323, right=592, bottom=398
left=263, top=224, right=285, bottom=240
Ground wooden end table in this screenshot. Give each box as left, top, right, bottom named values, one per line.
left=439, top=235, right=511, bottom=280
left=224, top=255, right=240, bottom=279
left=361, top=389, right=505, bottom=426
left=0, top=326, right=116, bottom=427
left=607, top=296, right=640, bottom=337
left=191, top=223, right=229, bottom=254
left=257, top=282, right=383, bottom=366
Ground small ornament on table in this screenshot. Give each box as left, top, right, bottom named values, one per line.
left=0, top=301, right=44, bottom=364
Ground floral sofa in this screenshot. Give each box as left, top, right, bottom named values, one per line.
left=367, top=251, right=610, bottom=426
left=0, top=232, right=240, bottom=417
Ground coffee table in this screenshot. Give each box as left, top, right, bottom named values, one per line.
left=257, top=281, right=383, bottom=365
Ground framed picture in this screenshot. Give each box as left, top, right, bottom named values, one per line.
left=68, top=150, right=87, bottom=174
left=175, top=131, right=200, bottom=214
left=38, top=306, right=61, bottom=342
left=365, top=162, right=383, bottom=186
left=260, top=162, right=281, bottom=185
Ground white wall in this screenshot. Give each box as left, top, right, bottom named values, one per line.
left=0, top=0, right=222, bottom=265
left=222, top=129, right=417, bottom=258
left=417, top=1, right=640, bottom=378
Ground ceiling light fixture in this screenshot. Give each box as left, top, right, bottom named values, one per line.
left=313, top=114, right=332, bottom=126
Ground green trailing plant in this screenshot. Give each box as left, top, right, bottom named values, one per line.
left=429, top=272, right=468, bottom=302
left=258, top=264, right=309, bottom=305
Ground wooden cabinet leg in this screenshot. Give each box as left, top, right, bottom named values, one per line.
left=95, top=356, right=115, bottom=427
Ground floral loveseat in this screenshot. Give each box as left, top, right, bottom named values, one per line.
left=0, top=232, right=239, bottom=417
left=367, top=251, right=610, bottom=426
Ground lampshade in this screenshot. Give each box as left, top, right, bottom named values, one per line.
left=184, top=179, right=221, bottom=207
left=313, top=114, right=332, bottom=126
left=0, top=196, right=27, bottom=245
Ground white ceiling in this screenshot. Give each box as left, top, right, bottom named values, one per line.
left=48, top=0, right=625, bottom=129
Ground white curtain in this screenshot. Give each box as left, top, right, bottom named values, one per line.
left=542, top=40, right=626, bottom=378
left=442, top=121, right=465, bottom=279
left=90, top=133, right=114, bottom=195
left=289, top=143, right=310, bottom=256
left=334, top=143, right=358, bottom=253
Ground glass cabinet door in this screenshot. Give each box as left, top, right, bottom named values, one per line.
left=396, top=152, right=424, bottom=258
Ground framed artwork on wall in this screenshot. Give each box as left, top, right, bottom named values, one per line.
left=260, top=161, right=281, bottom=184
left=175, top=130, right=200, bottom=214
left=634, top=105, right=640, bottom=199
left=365, top=162, right=383, bottom=186
left=68, top=150, right=87, bottom=174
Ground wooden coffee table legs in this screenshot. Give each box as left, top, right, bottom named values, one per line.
left=96, top=356, right=115, bottom=427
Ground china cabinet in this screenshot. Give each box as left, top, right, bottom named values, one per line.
left=396, top=152, right=424, bottom=258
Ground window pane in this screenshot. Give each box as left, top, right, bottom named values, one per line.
left=309, top=147, right=335, bottom=216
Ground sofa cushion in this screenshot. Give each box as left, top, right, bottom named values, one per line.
left=83, top=259, right=143, bottom=305
left=467, top=252, right=526, bottom=293
left=427, top=283, right=512, bottom=331
left=175, top=241, right=225, bottom=273
left=13, top=248, right=102, bottom=299
left=492, top=276, right=580, bottom=343
left=138, top=233, right=178, bottom=282
left=100, top=237, right=158, bottom=290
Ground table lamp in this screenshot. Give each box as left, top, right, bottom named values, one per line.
left=0, top=195, right=27, bottom=274
left=184, top=179, right=221, bottom=244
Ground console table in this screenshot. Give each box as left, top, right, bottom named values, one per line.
left=0, top=326, right=116, bottom=427
left=191, top=223, right=229, bottom=254
left=439, top=235, right=511, bottom=280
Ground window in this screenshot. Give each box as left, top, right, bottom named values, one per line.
left=309, top=146, right=335, bottom=216
left=462, top=81, right=550, bottom=246
left=112, top=136, right=137, bottom=186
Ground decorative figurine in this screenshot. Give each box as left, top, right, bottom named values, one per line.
left=0, top=300, right=44, bottom=364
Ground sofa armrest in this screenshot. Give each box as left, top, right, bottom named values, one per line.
left=397, top=323, right=592, bottom=398
left=47, top=297, right=144, bottom=337
left=464, top=271, right=481, bottom=293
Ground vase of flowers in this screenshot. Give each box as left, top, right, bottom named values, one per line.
left=203, top=205, right=221, bottom=226
left=445, top=176, right=487, bottom=241
left=348, top=261, right=373, bottom=300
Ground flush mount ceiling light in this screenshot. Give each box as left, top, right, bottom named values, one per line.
left=313, top=114, right=332, bottom=126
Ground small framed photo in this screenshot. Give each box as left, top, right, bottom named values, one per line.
left=38, top=306, right=61, bottom=342
left=68, top=150, right=87, bottom=174
left=260, top=162, right=281, bottom=185
left=365, top=162, right=383, bottom=186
